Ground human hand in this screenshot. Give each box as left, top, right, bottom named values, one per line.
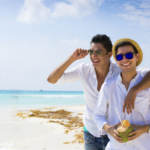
left=70, top=48, right=88, bottom=62
left=104, top=123, right=123, bottom=143
left=127, top=125, right=149, bottom=141
left=123, top=88, right=137, bottom=114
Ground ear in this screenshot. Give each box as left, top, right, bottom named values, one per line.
left=135, top=53, right=139, bottom=64
left=108, top=52, right=112, bottom=58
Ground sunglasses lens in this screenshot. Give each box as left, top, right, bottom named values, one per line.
left=96, top=51, right=101, bottom=55
left=125, top=52, right=133, bottom=59
left=116, top=54, right=123, bottom=61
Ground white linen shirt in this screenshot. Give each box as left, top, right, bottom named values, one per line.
left=59, top=62, right=120, bottom=137
left=94, top=71, right=150, bottom=150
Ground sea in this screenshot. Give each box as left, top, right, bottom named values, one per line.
left=0, top=90, right=84, bottom=108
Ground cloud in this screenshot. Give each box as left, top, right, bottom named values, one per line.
left=119, top=1, right=150, bottom=27
left=17, top=0, right=104, bottom=23
left=17, top=0, right=51, bottom=24
left=51, top=0, right=104, bottom=18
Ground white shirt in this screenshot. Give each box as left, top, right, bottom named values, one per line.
left=94, top=71, right=150, bottom=150
left=59, top=62, right=120, bottom=137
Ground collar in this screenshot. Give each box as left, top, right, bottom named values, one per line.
left=116, top=71, right=141, bottom=89
left=90, top=61, right=118, bottom=82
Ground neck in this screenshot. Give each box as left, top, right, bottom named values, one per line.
left=95, top=61, right=110, bottom=78
left=121, top=69, right=137, bottom=89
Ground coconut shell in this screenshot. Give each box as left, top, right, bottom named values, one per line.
left=118, top=126, right=134, bottom=142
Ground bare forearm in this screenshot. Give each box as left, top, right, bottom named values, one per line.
left=133, top=71, right=150, bottom=93
left=123, top=71, right=150, bottom=113
left=47, top=56, right=75, bottom=84
left=47, top=49, right=88, bottom=84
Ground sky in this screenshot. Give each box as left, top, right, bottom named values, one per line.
left=0, top=0, right=150, bottom=91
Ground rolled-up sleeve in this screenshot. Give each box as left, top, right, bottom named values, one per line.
left=94, top=84, right=109, bottom=134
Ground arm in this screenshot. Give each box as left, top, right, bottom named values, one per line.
left=127, top=87, right=150, bottom=141
left=94, top=84, right=123, bottom=142
left=94, top=85, right=109, bottom=133
left=47, top=49, right=88, bottom=84
left=123, top=71, right=150, bottom=113
left=127, top=124, right=150, bottom=141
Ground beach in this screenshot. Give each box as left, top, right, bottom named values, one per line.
left=0, top=105, right=85, bottom=150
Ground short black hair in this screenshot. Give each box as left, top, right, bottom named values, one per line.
left=90, top=34, right=112, bottom=53
left=115, top=41, right=138, bottom=55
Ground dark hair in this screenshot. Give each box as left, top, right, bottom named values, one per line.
left=115, top=41, right=138, bottom=55
left=90, top=34, right=112, bottom=53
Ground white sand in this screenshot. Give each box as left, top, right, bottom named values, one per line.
left=0, top=105, right=85, bottom=150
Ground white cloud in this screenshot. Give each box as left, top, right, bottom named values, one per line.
left=119, top=2, right=150, bottom=27
left=17, top=0, right=51, bottom=24
left=51, top=0, right=104, bottom=18
left=17, top=0, right=104, bottom=23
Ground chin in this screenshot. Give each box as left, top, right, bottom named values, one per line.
left=92, top=62, right=102, bottom=67
left=121, top=68, right=134, bottom=73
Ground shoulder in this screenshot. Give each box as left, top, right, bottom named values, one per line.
left=67, top=62, right=89, bottom=72
left=80, top=62, right=91, bottom=69
left=77, top=62, right=93, bottom=74
left=137, top=67, right=150, bottom=77
left=110, top=62, right=121, bottom=74
left=105, top=63, right=120, bottom=83
left=102, top=75, right=118, bottom=93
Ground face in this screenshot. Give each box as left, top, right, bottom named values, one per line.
left=90, top=43, right=111, bottom=67
left=116, top=45, right=139, bottom=72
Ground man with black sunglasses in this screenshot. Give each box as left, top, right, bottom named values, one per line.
left=94, top=38, right=150, bottom=150
left=47, top=35, right=150, bottom=150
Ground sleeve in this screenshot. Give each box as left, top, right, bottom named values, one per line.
left=57, top=63, right=84, bottom=83
left=137, top=67, right=150, bottom=77
left=94, top=83, right=109, bottom=134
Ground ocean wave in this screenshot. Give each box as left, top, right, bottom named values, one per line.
left=7, top=94, right=83, bottom=99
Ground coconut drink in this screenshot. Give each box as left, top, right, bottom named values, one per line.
left=117, top=120, right=133, bottom=142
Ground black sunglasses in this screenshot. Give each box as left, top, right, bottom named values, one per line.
left=116, top=52, right=135, bottom=61
left=88, top=49, right=107, bottom=56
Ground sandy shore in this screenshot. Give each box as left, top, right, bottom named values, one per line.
left=0, top=105, right=85, bottom=150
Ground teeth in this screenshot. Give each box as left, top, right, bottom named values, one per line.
left=121, top=62, right=130, bottom=66
left=93, top=59, right=99, bottom=63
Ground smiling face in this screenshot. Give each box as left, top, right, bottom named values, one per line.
left=90, top=42, right=112, bottom=67
left=116, top=45, right=139, bottom=72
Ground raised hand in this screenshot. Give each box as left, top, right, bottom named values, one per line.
left=70, top=48, right=88, bottom=62
left=47, top=48, right=88, bottom=84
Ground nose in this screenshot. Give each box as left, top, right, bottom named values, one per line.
left=91, top=53, right=98, bottom=59
left=92, top=52, right=98, bottom=56
left=121, top=56, right=129, bottom=62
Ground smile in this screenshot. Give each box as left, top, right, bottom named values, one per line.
left=92, top=59, right=100, bottom=63
left=121, top=62, right=131, bottom=67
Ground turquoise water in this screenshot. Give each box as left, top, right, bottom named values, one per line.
left=0, top=90, right=84, bottom=108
